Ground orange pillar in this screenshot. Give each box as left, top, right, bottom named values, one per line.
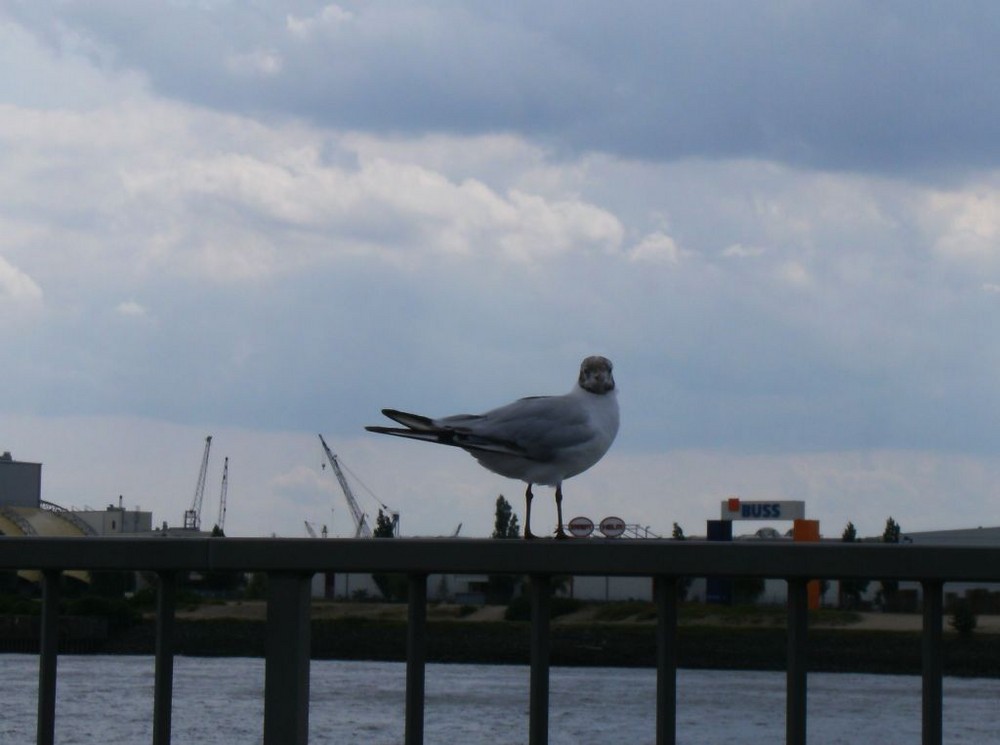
left=793, top=519, right=821, bottom=609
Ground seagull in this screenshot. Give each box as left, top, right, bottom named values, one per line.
left=366, top=356, right=619, bottom=539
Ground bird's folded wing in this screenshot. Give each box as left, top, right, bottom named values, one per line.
left=450, top=395, right=595, bottom=456
left=364, top=424, right=528, bottom=456
left=368, top=395, right=595, bottom=460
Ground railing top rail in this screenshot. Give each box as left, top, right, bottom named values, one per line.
left=1, top=536, right=999, bottom=581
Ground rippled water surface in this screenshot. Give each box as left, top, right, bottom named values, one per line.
left=1, top=655, right=999, bottom=744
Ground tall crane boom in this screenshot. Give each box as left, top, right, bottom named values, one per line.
left=318, top=434, right=371, bottom=538
left=183, top=435, right=212, bottom=530
left=215, top=456, right=229, bottom=532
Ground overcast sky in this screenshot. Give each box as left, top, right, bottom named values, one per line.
left=4, top=2, right=1000, bottom=540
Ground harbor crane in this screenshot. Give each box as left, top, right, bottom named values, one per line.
left=318, top=433, right=398, bottom=537
left=183, top=436, right=212, bottom=530
left=213, top=457, right=229, bottom=534
left=304, top=520, right=328, bottom=539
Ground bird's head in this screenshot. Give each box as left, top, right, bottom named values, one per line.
left=578, top=356, right=615, bottom=394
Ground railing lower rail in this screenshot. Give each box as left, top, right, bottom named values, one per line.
left=2, top=537, right=995, bottom=745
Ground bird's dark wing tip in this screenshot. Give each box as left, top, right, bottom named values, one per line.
left=379, top=409, right=436, bottom=430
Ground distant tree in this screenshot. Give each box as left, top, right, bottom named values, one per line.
left=882, top=517, right=901, bottom=544
left=492, top=495, right=520, bottom=539
left=950, top=598, right=978, bottom=638
left=843, top=521, right=857, bottom=542
left=488, top=496, right=520, bottom=603
left=838, top=521, right=870, bottom=609
left=879, top=517, right=901, bottom=610
left=373, top=509, right=407, bottom=600
left=374, top=509, right=397, bottom=538
left=672, top=522, right=686, bottom=540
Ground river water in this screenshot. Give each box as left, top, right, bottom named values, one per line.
left=1, top=655, right=998, bottom=744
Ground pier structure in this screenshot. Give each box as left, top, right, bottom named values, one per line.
left=0, top=536, right=993, bottom=745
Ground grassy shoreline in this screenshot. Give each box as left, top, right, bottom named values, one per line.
left=57, top=616, right=1000, bottom=678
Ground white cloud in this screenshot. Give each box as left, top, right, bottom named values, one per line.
left=496, top=190, right=623, bottom=262
left=0, top=16, right=147, bottom=109
left=225, top=49, right=283, bottom=77
left=628, top=231, right=681, bottom=264
left=115, top=300, right=147, bottom=318
left=928, top=188, right=1000, bottom=261
left=268, top=464, right=331, bottom=509
left=723, top=243, right=766, bottom=258
left=0, top=103, right=623, bottom=332
left=286, top=4, right=354, bottom=38
left=774, top=260, right=812, bottom=287
left=117, top=133, right=624, bottom=273
left=0, top=254, right=43, bottom=309
left=343, top=133, right=548, bottom=187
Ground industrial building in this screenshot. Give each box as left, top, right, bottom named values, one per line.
left=0, top=452, right=154, bottom=589
left=0, top=452, right=152, bottom=538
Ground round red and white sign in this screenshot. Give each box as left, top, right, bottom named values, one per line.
left=567, top=516, right=594, bottom=538
left=599, top=516, right=626, bottom=538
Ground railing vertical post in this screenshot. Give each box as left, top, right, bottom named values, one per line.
left=655, top=576, right=678, bottom=745
left=153, top=571, right=177, bottom=745
left=405, top=573, right=428, bottom=745
left=786, top=578, right=808, bottom=745
left=37, top=569, right=60, bottom=745
left=263, top=571, right=313, bottom=745
left=921, top=580, right=944, bottom=745
left=529, top=574, right=551, bottom=745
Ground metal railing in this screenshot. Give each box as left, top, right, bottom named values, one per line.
left=1, top=536, right=997, bottom=745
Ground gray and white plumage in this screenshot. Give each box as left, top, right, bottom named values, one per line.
left=366, top=356, right=619, bottom=538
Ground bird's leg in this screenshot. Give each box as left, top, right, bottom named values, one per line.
left=523, top=483, right=536, bottom=540
left=554, top=484, right=568, bottom=539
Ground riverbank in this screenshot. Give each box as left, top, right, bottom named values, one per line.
left=4, top=601, right=997, bottom=677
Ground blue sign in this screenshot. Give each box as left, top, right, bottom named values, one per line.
left=720, top=499, right=805, bottom=521
left=742, top=503, right=781, bottom=519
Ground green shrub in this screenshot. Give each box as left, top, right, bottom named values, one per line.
left=504, top=595, right=582, bottom=621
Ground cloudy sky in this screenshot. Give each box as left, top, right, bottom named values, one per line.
left=4, top=2, right=1000, bottom=540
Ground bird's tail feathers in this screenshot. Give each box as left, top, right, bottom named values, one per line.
left=379, top=409, right=437, bottom=431
left=364, top=426, right=446, bottom=444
